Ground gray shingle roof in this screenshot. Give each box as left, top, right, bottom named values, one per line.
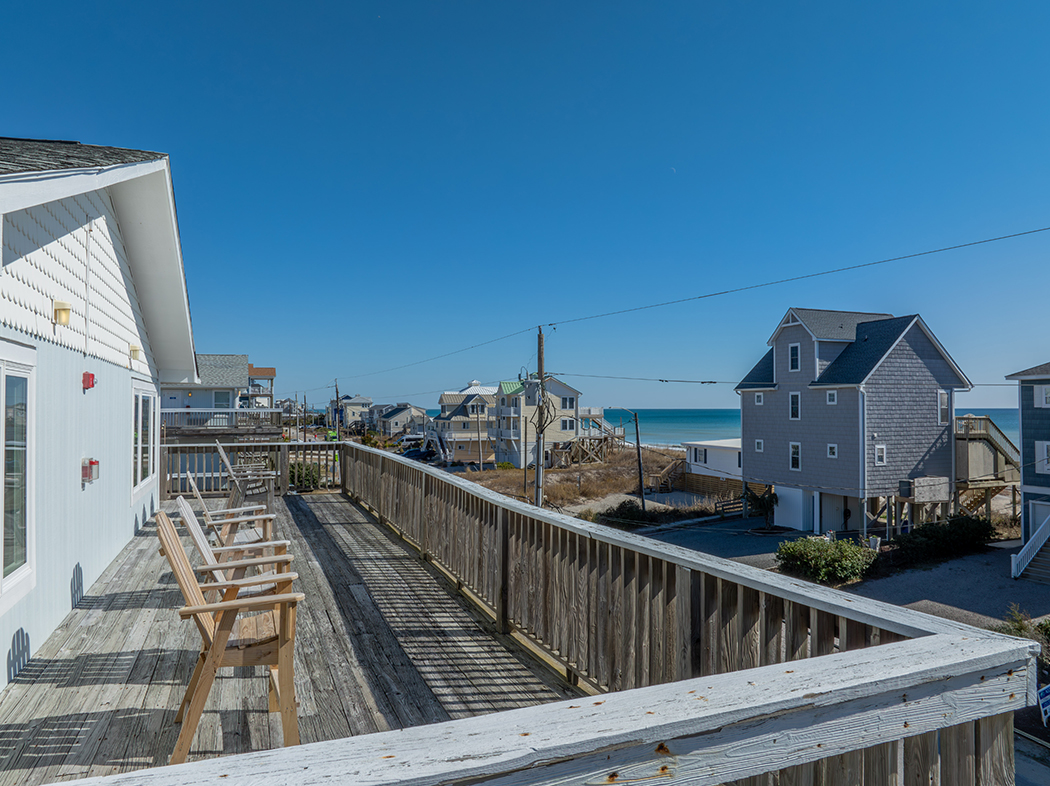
left=735, top=349, right=775, bottom=390
left=790, top=308, right=894, bottom=341
left=0, top=137, right=165, bottom=176
left=811, top=316, right=915, bottom=386
left=195, top=354, right=249, bottom=388
left=381, top=406, right=411, bottom=421
left=1006, top=362, right=1050, bottom=380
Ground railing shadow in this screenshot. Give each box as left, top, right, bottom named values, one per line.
left=10, top=649, right=195, bottom=688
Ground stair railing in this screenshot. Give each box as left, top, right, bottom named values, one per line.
left=956, top=415, right=1020, bottom=468
left=1012, top=507, right=1050, bottom=578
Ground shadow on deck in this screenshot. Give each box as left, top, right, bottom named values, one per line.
left=0, top=494, right=578, bottom=785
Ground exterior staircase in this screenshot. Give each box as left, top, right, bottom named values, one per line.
left=648, top=459, right=685, bottom=493
left=1022, top=545, right=1050, bottom=585
left=1013, top=507, right=1050, bottom=583
left=957, top=485, right=1007, bottom=516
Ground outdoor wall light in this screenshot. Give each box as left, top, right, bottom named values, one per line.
left=129, top=344, right=142, bottom=361
left=53, top=301, right=71, bottom=326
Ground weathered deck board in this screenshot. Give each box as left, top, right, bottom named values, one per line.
left=0, top=493, right=578, bottom=786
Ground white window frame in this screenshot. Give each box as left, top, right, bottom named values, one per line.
left=755, top=392, right=764, bottom=406
left=561, top=396, right=575, bottom=410
left=132, top=383, right=159, bottom=498
left=938, top=390, right=950, bottom=425
left=0, top=340, right=36, bottom=613
left=788, top=343, right=800, bottom=372
left=827, top=443, right=838, bottom=459
left=789, top=442, right=801, bottom=471
left=755, top=439, right=764, bottom=453
left=875, top=444, right=887, bottom=466
left=1037, top=386, right=1050, bottom=408
left=826, top=390, right=837, bottom=405
left=789, top=392, right=801, bottom=420
left=561, top=418, right=576, bottom=431
left=1036, top=441, right=1050, bottom=474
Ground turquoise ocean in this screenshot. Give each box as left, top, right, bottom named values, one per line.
left=602, top=407, right=1019, bottom=448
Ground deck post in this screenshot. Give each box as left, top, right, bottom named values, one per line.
left=497, top=505, right=509, bottom=633
left=279, top=444, right=289, bottom=496
left=159, top=445, right=169, bottom=500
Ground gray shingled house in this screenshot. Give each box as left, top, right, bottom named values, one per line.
left=736, top=308, right=971, bottom=533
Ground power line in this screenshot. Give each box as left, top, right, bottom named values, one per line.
left=322, top=224, right=1050, bottom=387
left=544, top=226, right=1050, bottom=328
left=552, top=372, right=727, bottom=384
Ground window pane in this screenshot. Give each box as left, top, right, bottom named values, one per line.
left=4, top=376, right=28, bottom=577
left=133, top=395, right=140, bottom=486
left=141, top=395, right=151, bottom=483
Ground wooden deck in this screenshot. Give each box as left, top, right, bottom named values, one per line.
left=0, top=493, right=578, bottom=785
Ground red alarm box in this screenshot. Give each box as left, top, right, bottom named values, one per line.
left=82, top=459, right=99, bottom=483
left=82, top=372, right=95, bottom=390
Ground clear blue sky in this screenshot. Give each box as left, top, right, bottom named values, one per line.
left=8, top=2, right=1049, bottom=409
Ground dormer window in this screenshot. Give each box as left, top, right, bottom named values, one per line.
left=788, top=343, right=800, bottom=372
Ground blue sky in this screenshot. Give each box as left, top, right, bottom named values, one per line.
left=7, top=3, right=1049, bottom=409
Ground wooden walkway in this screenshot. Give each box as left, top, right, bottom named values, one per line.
left=0, top=494, right=578, bottom=785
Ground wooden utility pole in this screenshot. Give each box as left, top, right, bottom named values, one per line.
left=634, top=412, right=646, bottom=513
left=535, top=327, right=545, bottom=507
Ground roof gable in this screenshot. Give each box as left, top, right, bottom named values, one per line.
left=768, top=308, right=894, bottom=345
left=195, top=354, right=249, bottom=388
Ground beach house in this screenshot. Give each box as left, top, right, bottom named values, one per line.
left=1005, top=361, right=1050, bottom=581
left=0, top=137, right=196, bottom=671
left=491, top=375, right=582, bottom=468
left=429, top=382, right=497, bottom=464
left=736, top=308, right=971, bottom=533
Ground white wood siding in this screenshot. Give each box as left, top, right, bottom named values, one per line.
left=2, top=190, right=155, bottom=374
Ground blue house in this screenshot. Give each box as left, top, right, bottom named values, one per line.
left=737, top=308, right=971, bottom=533
left=1005, top=362, right=1050, bottom=582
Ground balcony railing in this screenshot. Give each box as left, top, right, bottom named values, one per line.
left=161, top=407, right=282, bottom=429
left=139, top=440, right=1037, bottom=786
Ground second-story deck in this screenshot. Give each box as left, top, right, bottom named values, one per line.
left=0, top=494, right=575, bottom=785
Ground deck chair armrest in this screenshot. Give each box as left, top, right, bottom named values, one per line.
left=200, top=572, right=299, bottom=591
left=179, top=591, right=306, bottom=618
left=210, top=540, right=291, bottom=555
left=212, top=505, right=267, bottom=516
left=194, top=554, right=293, bottom=573
left=209, top=513, right=276, bottom=526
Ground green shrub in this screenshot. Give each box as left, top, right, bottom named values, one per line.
left=893, top=516, right=993, bottom=565
left=496, top=462, right=515, bottom=470
left=290, top=462, right=320, bottom=489
left=775, top=537, right=877, bottom=584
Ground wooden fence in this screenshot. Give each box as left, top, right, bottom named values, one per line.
left=131, top=440, right=1038, bottom=786
left=159, top=441, right=340, bottom=499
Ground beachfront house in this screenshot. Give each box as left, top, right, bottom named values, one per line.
left=736, top=308, right=971, bottom=533
left=246, top=363, right=275, bottom=408
left=428, top=382, right=497, bottom=464
left=330, top=394, right=372, bottom=429
left=491, top=375, right=582, bottom=468
left=1005, top=361, right=1050, bottom=582
left=378, top=403, right=428, bottom=437
left=0, top=137, right=196, bottom=673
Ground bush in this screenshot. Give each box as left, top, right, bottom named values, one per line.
left=496, top=462, right=515, bottom=470
left=290, top=462, right=320, bottom=489
left=776, top=537, right=877, bottom=584
left=993, top=604, right=1050, bottom=681
left=892, top=516, right=993, bottom=565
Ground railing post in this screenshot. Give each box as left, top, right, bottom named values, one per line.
left=279, top=444, right=289, bottom=495
left=159, top=445, right=169, bottom=501
left=497, top=505, right=509, bottom=634
left=420, top=469, right=429, bottom=560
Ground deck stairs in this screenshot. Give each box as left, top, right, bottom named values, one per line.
left=648, top=459, right=685, bottom=493
left=958, top=485, right=1008, bottom=516
left=956, top=415, right=1020, bottom=476
left=1013, top=508, right=1050, bottom=583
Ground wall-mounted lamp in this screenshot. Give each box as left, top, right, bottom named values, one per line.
left=129, top=344, right=142, bottom=361
left=53, top=301, right=71, bottom=326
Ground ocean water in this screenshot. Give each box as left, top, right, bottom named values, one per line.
left=601, top=407, right=1020, bottom=448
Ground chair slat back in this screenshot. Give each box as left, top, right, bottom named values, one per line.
left=174, top=496, right=225, bottom=580
left=186, top=475, right=211, bottom=518
left=156, top=511, right=215, bottom=643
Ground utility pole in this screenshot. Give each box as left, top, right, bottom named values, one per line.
left=634, top=412, right=646, bottom=513
left=476, top=401, right=483, bottom=470
left=534, top=326, right=546, bottom=507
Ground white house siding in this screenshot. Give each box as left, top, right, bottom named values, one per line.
left=2, top=191, right=155, bottom=376
left=0, top=190, right=160, bottom=680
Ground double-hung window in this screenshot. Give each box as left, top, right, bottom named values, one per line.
left=938, top=391, right=950, bottom=425
left=788, top=343, right=800, bottom=372
left=789, top=392, right=801, bottom=420
left=0, top=341, right=34, bottom=594
left=874, top=445, right=887, bottom=466
left=755, top=392, right=764, bottom=406
left=1036, top=441, right=1050, bottom=474
left=133, top=385, right=158, bottom=492
left=826, top=390, right=837, bottom=405
left=789, top=442, right=801, bottom=471
left=561, top=419, right=576, bottom=431
left=561, top=396, right=575, bottom=410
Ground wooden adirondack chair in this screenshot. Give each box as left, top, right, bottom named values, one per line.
left=173, top=496, right=290, bottom=594
left=156, top=510, right=303, bottom=764
left=185, top=475, right=274, bottom=542
left=215, top=441, right=277, bottom=510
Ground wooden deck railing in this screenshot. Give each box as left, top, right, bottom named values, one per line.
left=159, top=441, right=340, bottom=498
left=132, top=440, right=1038, bottom=786
left=160, top=407, right=282, bottom=429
